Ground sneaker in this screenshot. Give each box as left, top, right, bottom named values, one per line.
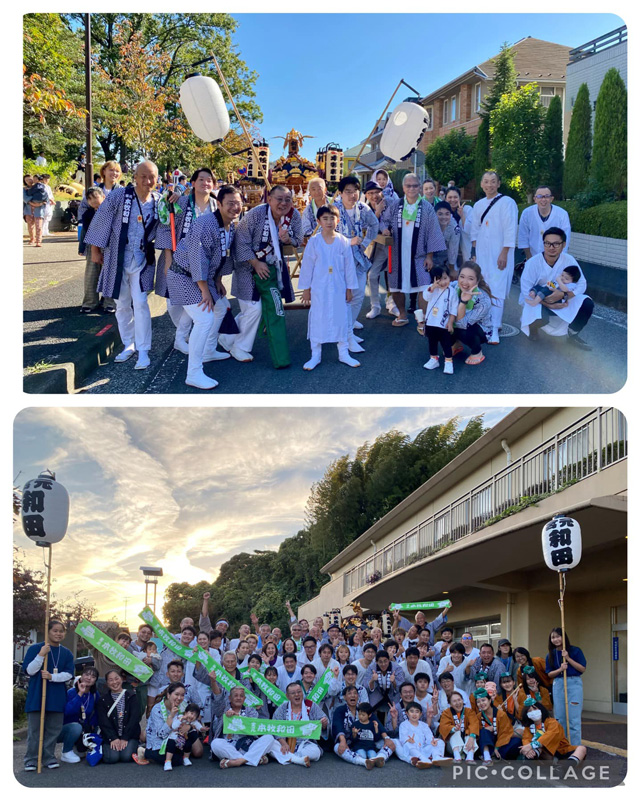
left=79, top=306, right=95, bottom=314
left=46, top=762, right=60, bottom=769
left=366, top=306, right=381, bottom=319
left=164, top=761, right=173, bottom=771
left=423, top=357, right=439, bottom=370
left=443, top=361, right=454, bottom=375
left=135, top=350, right=151, bottom=370
left=61, top=751, right=81, bottom=764
left=24, top=765, right=36, bottom=772
left=183, top=757, right=192, bottom=766
left=567, top=332, right=592, bottom=351
left=115, top=344, right=136, bottom=363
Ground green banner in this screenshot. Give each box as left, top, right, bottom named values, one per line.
left=389, top=600, right=451, bottom=611
left=222, top=714, right=321, bottom=740
left=307, top=667, right=333, bottom=704
left=248, top=668, right=287, bottom=706
left=138, top=606, right=261, bottom=707
left=76, top=619, right=153, bottom=682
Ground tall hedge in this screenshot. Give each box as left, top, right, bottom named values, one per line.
left=591, top=68, right=627, bottom=198
left=540, top=95, right=564, bottom=197
left=564, top=83, right=591, bottom=198
left=473, top=117, right=491, bottom=198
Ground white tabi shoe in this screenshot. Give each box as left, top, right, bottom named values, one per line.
left=353, top=320, right=363, bottom=330
left=338, top=345, right=360, bottom=367
left=134, top=350, right=150, bottom=370
left=114, top=344, right=136, bottom=363
left=353, top=334, right=364, bottom=343
left=202, top=349, right=231, bottom=362
left=229, top=347, right=254, bottom=363
left=347, top=336, right=365, bottom=353
left=186, top=371, right=219, bottom=390
left=303, top=347, right=322, bottom=371
left=173, top=336, right=189, bottom=355
left=423, top=357, right=439, bottom=370
left=488, top=329, right=500, bottom=345
left=366, top=306, right=381, bottom=319
left=217, top=333, right=232, bottom=352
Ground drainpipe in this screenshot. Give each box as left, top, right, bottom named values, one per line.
left=501, top=439, right=512, bottom=465
left=505, top=592, right=514, bottom=641
left=371, top=540, right=377, bottom=553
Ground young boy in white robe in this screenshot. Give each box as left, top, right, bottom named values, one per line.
left=299, top=205, right=360, bottom=370
left=399, top=702, right=449, bottom=768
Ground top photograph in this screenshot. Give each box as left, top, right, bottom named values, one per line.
left=22, top=13, right=627, bottom=394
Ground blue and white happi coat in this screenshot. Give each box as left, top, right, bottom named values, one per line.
left=84, top=185, right=160, bottom=299
left=155, top=194, right=216, bottom=297
left=232, top=203, right=302, bottom=303
left=166, top=210, right=236, bottom=307
left=333, top=197, right=379, bottom=273
left=381, top=197, right=445, bottom=292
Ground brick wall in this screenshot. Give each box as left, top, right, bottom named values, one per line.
left=568, top=232, right=627, bottom=270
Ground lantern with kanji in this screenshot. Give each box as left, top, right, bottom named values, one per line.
left=21, top=471, right=69, bottom=546
left=541, top=514, right=582, bottom=571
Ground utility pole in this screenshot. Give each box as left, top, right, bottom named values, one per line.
left=84, top=14, right=93, bottom=188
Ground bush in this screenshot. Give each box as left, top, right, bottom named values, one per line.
left=13, top=687, right=27, bottom=720
left=564, top=83, right=591, bottom=198
left=23, top=157, right=78, bottom=189
left=516, top=200, right=627, bottom=240
left=591, top=68, right=627, bottom=199
left=573, top=181, right=617, bottom=210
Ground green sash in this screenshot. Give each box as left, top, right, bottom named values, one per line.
left=307, top=667, right=333, bottom=704
left=389, top=600, right=451, bottom=611
left=248, top=668, right=287, bottom=705
left=77, top=619, right=153, bottom=681
left=222, top=714, right=321, bottom=739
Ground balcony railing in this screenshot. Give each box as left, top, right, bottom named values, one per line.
left=569, top=26, right=627, bottom=63
left=343, top=408, right=626, bottom=597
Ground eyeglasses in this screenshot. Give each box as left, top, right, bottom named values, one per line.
left=342, top=188, right=359, bottom=195
left=405, top=184, right=420, bottom=188
left=535, top=194, right=552, bottom=200
left=544, top=241, right=563, bottom=248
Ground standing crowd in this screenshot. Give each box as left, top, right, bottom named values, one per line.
left=21, top=596, right=588, bottom=773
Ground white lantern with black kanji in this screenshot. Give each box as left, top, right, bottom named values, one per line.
left=380, top=102, right=430, bottom=162
left=21, top=472, right=69, bottom=546
left=179, top=74, right=230, bottom=143
left=541, top=514, right=582, bottom=571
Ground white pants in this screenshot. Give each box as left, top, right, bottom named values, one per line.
left=491, top=297, right=504, bottom=330
left=267, top=739, right=322, bottom=765
left=446, top=731, right=478, bottom=757
left=399, top=738, right=446, bottom=763
left=211, top=735, right=275, bottom=766
left=348, top=270, right=368, bottom=327
left=184, top=298, right=229, bottom=379
left=333, top=742, right=365, bottom=766
left=167, top=300, right=192, bottom=341
left=223, top=299, right=262, bottom=354
left=115, top=264, right=152, bottom=352
left=367, top=244, right=388, bottom=309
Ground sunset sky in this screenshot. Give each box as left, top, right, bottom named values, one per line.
left=14, top=406, right=511, bottom=623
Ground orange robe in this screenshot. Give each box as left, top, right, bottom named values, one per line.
left=517, top=687, right=553, bottom=715
left=439, top=707, right=480, bottom=741
left=517, top=657, right=551, bottom=689
left=521, top=717, right=575, bottom=756
left=476, top=706, right=516, bottom=748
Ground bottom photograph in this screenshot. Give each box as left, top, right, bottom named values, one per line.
left=12, top=405, right=627, bottom=788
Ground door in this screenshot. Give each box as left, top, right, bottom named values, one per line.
left=612, top=604, right=627, bottom=715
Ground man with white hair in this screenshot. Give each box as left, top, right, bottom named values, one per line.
left=84, top=160, right=161, bottom=369
left=302, top=177, right=330, bottom=239
left=381, top=173, right=445, bottom=327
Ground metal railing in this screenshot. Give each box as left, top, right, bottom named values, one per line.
left=569, top=26, right=627, bottom=62
left=343, top=408, right=626, bottom=596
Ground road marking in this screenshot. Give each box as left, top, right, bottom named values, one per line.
left=592, top=314, right=627, bottom=330
left=582, top=739, right=626, bottom=757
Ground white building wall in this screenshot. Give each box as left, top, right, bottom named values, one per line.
left=568, top=232, right=627, bottom=270
left=566, top=40, right=627, bottom=113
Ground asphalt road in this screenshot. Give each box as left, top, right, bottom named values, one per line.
left=23, top=239, right=627, bottom=394
left=13, top=737, right=625, bottom=789
left=80, top=282, right=626, bottom=395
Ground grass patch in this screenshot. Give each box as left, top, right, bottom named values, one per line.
left=24, top=360, right=55, bottom=375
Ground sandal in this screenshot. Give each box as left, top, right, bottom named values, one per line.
left=132, top=754, right=149, bottom=765
left=219, top=758, right=230, bottom=769
left=465, top=353, right=485, bottom=366
left=392, top=317, right=409, bottom=327
left=452, top=343, right=464, bottom=357
left=259, top=755, right=269, bottom=765
left=416, top=322, right=425, bottom=336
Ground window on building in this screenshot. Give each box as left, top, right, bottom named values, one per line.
left=452, top=619, right=501, bottom=651
left=424, top=106, right=434, bottom=130
left=443, top=99, right=449, bottom=124
left=475, top=82, right=482, bottom=113
left=451, top=95, right=457, bottom=122
left=540, top=86, right=556, bottom=108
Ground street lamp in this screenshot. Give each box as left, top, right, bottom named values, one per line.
left=139, top=566, right=163, bottom=613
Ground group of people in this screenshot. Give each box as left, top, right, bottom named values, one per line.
left=23, top=174, right=55, bottom=247
left=22, top=596, right=588, bottom=773
left=47, top=158, right=595, bottom=388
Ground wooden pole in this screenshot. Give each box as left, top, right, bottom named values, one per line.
left=84, top=14, right=93, bottom=191
left=558, top=571, right=571, bottom=745
left=37, top=545, right=53, bottom=774
left=211, top=55, right=271, bottom=191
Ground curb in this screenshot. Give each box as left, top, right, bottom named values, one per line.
left=13, top=726, right=28, bottom=741
left=23, top=294, right=167, bottom=394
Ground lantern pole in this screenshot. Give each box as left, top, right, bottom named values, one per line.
left=37, top=543, right=53, bottom=774
left=210, top=54, right=271, bottom=191
left=558, top=570, right=571, bottom=745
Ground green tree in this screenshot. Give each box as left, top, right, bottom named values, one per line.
left=564, top=83, right=592, bottom=198
left=539, top=94, right=564, bottom=197
left=473, top=117, right=491, bottom=198
left=425, top=128, right=476, bottom=187
left=591, top=68, right=627, bottom=198
left=490, top=83, right=546, bottom=200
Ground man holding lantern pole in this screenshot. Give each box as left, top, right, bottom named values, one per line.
left=22, top=619, right=74, bottom=772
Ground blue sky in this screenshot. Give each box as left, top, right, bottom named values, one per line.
left=229, top=13, right=623, bottom=158
left=14, top=406, right=511, bottom=621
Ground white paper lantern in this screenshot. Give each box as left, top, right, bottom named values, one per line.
left=179, top=74, right=230, bottom=143
left=541, top=514, right=582, bottom=571
left=380, top=102, right=430, bottom=162
left=21, top=472, right=69, bottom=546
